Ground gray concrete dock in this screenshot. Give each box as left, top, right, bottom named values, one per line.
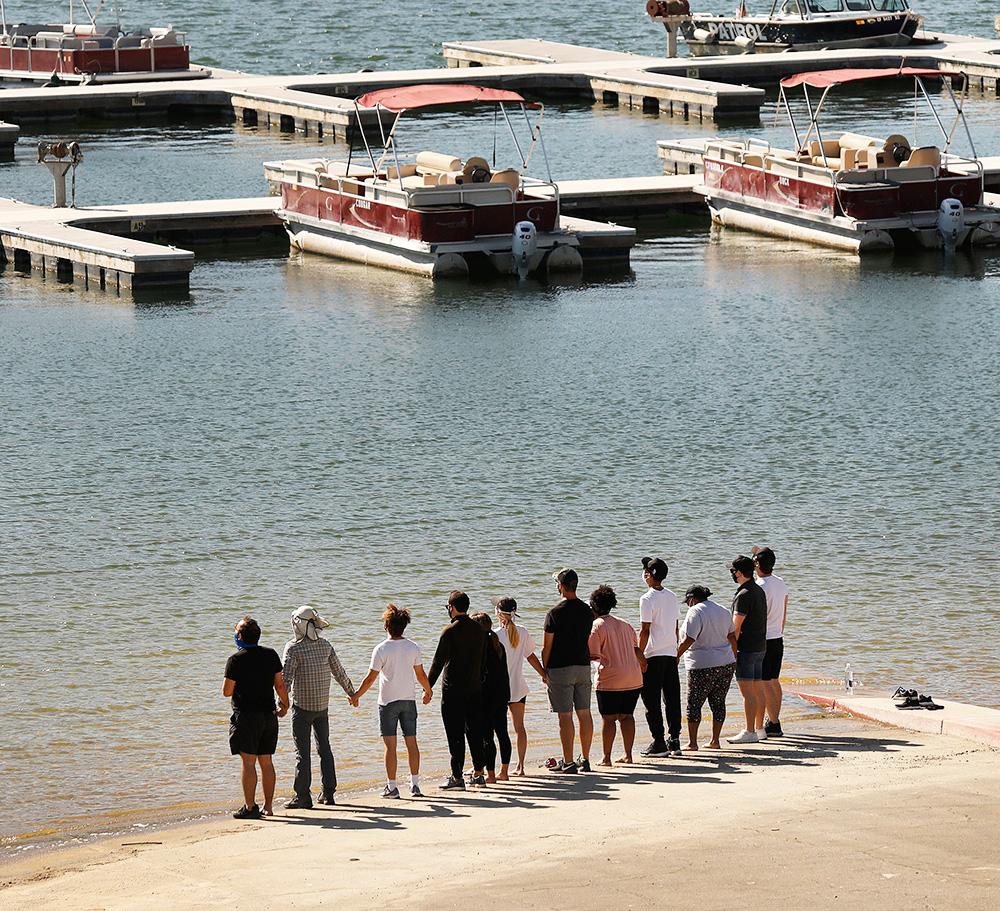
left=0, top=197, right=285, bottom=290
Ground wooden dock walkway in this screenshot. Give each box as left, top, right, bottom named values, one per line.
left=4, top=31, right=1000, bottom=140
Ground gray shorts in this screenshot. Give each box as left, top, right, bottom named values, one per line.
left=546, top=665, right=592, bottom=713
left=735, top=649, right=766, bottom=682
left=379, top=699, right=417, bottom=737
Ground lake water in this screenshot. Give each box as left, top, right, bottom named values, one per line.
left=2, top=0, right=1000, bottom=856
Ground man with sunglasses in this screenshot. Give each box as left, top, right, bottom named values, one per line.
left=725, top=555, right=768, bottom=745
left=428, top=590, right=489, bottom=790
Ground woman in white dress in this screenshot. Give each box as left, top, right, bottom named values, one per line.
left=492, top=596, right=546, bottom=777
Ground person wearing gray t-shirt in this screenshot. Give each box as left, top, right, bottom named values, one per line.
left=677, top=586, right=737, bottom=751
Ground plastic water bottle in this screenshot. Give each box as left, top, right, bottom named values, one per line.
left=845, top=663, right=854, bottom=695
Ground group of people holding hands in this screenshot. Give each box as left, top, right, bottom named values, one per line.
left=222, top=548, right=789, bottom=819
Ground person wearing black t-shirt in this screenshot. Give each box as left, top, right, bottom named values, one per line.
left=542, top=568, right=594, bottom=775
left=224, top=616, right=290, bottom=819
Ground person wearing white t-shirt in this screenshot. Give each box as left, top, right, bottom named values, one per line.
left=637, top=557, right=682, bottom=758
left=753, top=546, right=789, bottom=737
left=351, top=604, right=432, bottom=798
left=492, top=596, right=546, bottom=777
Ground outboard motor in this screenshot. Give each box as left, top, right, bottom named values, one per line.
left=511, top=220, right=538, bottom=280
left=937, top=198, right=964, bottom=250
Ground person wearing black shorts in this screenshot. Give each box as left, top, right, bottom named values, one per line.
left=224, top=616, right=289, bottom=819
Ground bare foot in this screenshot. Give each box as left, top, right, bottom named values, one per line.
left=497, top=772, right=509, bottom=781
left=485, top=774, right=497, bottom=784
left=597, top=757, right=613, bottom=767
left=261, top=806, right=274, bottom=817
left=706, top=741, right=722, bottom=749
left=685, top=743, right=699, bottom=751
left=615, top=755, right=632, bottom=764
left=512, top=768, right=526, bottom=777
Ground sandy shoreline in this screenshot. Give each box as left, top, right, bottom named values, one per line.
left=3, top=710, right=998, bottom=911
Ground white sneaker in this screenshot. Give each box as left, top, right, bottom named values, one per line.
left=727, top=729, right=759, bottom=744
left=755, top=728, right=768, bottom=741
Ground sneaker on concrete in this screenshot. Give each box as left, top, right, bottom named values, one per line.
left=576, top=757, right=591, bottom=772
left=409, top=785, right=423, bottom=798
left=764, top=720, right=784, bottom=737
left=284, top=795, right=313, bottom=810
left=668, top=737, right=682, bottom=756
left=440, top=775, right=466, bottom=791
left=755, top=728, right=768, bottom=741
left=640, top=741, right=670, bottom=758
left=233, top=804, right=261, bottom=820
left=316, top=791, right=336, bottom=805
left=381, top=785, right=400, bottom=799
left=727, top=729, right=759, bottom=744
left=470, top=775, right=487, bottom=787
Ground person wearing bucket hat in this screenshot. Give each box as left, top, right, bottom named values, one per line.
left=281, top=605, right=356, bottom=809
left=492, top=596, right=546, bottom=777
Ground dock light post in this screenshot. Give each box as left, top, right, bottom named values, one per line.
left=37, top=139, right=84, bottom=207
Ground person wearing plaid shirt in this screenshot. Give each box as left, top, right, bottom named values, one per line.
left=281, top=605, right=355, bottom=809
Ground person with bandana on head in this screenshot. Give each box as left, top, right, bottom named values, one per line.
left=224, top=616, right=289, bottom=819
left=281, top=605, right=355, bottom=809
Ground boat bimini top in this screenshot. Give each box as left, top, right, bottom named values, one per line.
left=352, top=83, right=553, bottom=190
left=777, top=66, right=977, bottom=164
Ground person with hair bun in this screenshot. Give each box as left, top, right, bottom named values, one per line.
left=492, top=596, right=546, bottom=777
left=588, top=585, right=646, bottom=766
left=351, top=604, right=432, bottom=798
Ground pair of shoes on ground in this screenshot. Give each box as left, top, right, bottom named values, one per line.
left=233, top=803, right=261, bottom=819
left=727, top=729, right=759, bottom=744
left=896, top=692, right=944, bottom=710
left=764, top=719, right=784, bottom=736
left=381, top=784, right=423, bottom=798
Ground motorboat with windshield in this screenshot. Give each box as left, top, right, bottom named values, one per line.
left=268, top=84, right=586, bottom=279
left=645, top=0, right=923, bottom=55
left=696, top=67, right=1000, bottom=252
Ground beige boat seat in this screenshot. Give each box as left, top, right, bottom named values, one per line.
left=490, top=168, right=520, bottom=191
left=809, top=139, right=841, bottom=161
left=837, top=132, right=880, bottom=151
left=416, top=151, right=462, bottom=176
left=903, top=146, right=941, bottom=171
left=743, top=153, right=765, bottom=168
left=386, top=163, right=418, bottom=180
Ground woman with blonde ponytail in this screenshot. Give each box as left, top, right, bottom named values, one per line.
left=492, top=596, right=546, bottom=777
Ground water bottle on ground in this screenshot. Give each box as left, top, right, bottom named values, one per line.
left=845, top=663, right=854, bottom=695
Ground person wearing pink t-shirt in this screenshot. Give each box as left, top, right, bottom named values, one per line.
left=588, top=585, right=647, bottom=766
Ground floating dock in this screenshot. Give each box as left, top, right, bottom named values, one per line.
left=5, top=32, right=1000, bottom=138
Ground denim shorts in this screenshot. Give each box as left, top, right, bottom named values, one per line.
left=735, top=649, right=766, bottom=682
left=546, top=665, right=592, bottom=713
left=379, top=699, right=418, bottom=737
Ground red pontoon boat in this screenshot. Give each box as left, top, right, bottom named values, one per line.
left=697, top=67, right=1000, bottom=252
left=0, top=2, right=191, bottom=83
left=269, top=84, right=585, bottom=279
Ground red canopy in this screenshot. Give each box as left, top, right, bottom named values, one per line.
left=356, top=84, right=528, bottom=112
left=780, top=67, right=945, bottom=89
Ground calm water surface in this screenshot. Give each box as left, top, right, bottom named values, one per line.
left=2, top=0, right=1000, bottom=855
